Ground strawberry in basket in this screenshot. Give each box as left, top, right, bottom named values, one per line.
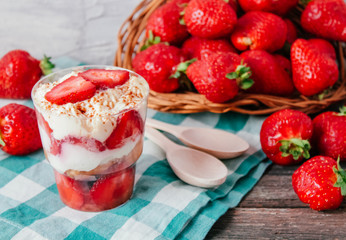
left=182, top=37, right=237, bottom=61
left=291, top=39, right=339, bottom=96
left=230, top=11, right=287, bottom=52
left=301, top=0, right=346, bottom=42
left=183, top=0, right=237, bottom=39
left=132, top=43, right=186, bottom=93
left=145, top=0, right=189, bottom=45
left=241, top=50, right=294, bottom=96
left=185, top=52, right=253, bottom=103
left=238, top=0, right=298, bottom=15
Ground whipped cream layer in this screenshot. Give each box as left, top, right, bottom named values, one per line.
left=33, top=70, right=149, bottom=142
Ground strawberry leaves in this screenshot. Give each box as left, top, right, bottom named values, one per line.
left=333, top=157, right=346, bottom=196
left=39, top=55, right=55, bottom=76
left=226, top=62, right=254, bottom=90
left=279, top=138, right=311, bottom=160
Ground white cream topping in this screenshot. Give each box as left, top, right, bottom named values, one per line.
left=33, top=70, right=148, bottom=142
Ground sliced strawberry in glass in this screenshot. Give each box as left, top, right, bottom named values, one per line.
left=90, top=166, right=135, bottom=210
left=45, top=75, right=96, bottom=105
left=65, top=136, right=106, bottom=152
left=36, top=111, right=53, bottom=136
left=80, top=69, right=130, bottom=89
left=50, top=137, right=62, bottom=156
left=55, top=171, right=85, bottom=210
left=105, top=110, right=144, bottom=149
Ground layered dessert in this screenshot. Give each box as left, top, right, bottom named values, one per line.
left=32, top=66, right=149, bottom=211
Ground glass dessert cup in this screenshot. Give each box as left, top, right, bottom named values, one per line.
left=31, top=65, right=149, bottom=212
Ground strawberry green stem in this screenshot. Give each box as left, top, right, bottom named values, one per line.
left=226, top=61, right=254, bottom=90
left=333, top=157, right=346, bottom=196
left=279, top=138, right=311, bottom=160
left=141, top=30, right=168, bottom=51
left=39, top=55, right=55, bottom=76
left=170, top=58, right=197, bottom=79
left=338, top=106, right=346, bottom=116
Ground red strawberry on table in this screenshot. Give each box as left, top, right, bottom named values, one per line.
left=106, top=110, right=144, bottom=149
left=260, top=109, right=313, bottom=165
left=145, top=1, right=189, bottom=45
left=90, top=166, right=135, bottom=210
left=182, top=37, right=237, bottom=61
left=0, top=103, right=42, bottom=155
left=231, top=11, right=287, bottom=52
left=55, top=171, right=85, bottom=210
left=183, top=0, right=237, bottom=39
left=132, top=43, right=186, bottom=93
left=241, top=50, right=294, bottom=96
left=186, top=52, right=253, bottom=103
left=312, top=107, right=346, bottom=161
left=80, top=69, right=130, bottom=89
left=0, top=50, right=54, bottom=99
left=291, top=39, right=339, bottom=96
left=45, top=75, right=97, bottom=105
left=238, top=0, right=298, bottom=15
left=292, top=156, right=346, bottom=211
left=301, top=0, right=346, bottom=42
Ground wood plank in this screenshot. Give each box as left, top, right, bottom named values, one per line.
left=239, top=162, right=346, bottom=208
left=206, top=208, right=346, bottom=239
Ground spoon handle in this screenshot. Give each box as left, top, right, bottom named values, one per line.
left=146, top=118, right=185, bottom=136
left=145, top=126, right=178, bottom=152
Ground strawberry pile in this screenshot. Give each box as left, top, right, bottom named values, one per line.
left=132, top=0, right=345, bottom=104
left=260, top=107, right=346, bottom=211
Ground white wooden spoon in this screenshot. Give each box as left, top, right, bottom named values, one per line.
left=145, top=126, right=228, bottom=188
left=146, top=118, right=249, bottom=159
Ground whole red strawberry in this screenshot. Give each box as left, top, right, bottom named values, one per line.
left=312, top=107, right=346, bottom=161
left=241, top=50, right=294, bottom=96
left=238, top=0, right=298, bottom=15
left=291, top=39, right=339, bottom=96
left=231, top=11, right=287, bottom=52
left=184, top=0, right=237, bottom=39
left=145, top=1, right=189, bottom=44
left=182, top=37, right=237, bottom=61
left=292, top=156, right=346, bottom=211
left=0, top=50, right=54, bottom=99
left=260, top=109, right=313, bottom=165
left=132, top=43, right=186, bottom=93
left=0, top=103, right=42, bottom=155
left=308, top=39, right=336, bottom=60
left=301, top=0, right=346, bottom=42
left=284, top=19, right=297, bottom=45
left=186, top=52, right=253, bottom=103
left=273, top=54, right=291, bottom=76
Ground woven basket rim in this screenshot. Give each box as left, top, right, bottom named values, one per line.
left=114, top=0, right=346, bottom=115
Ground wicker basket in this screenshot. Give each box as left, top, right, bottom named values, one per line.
left=114, top=0, right=346, bottom=115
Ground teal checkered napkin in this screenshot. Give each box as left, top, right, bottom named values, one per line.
left=0, top=57, right=271, bottom=240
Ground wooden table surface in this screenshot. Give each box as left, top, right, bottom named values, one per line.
left=206, top=161, right=346, bottom=239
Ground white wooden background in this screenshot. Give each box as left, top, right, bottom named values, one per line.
left=0, top=0, right=142, bottom=65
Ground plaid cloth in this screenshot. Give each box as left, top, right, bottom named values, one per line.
left=0, top=57, right=271, bottom=240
